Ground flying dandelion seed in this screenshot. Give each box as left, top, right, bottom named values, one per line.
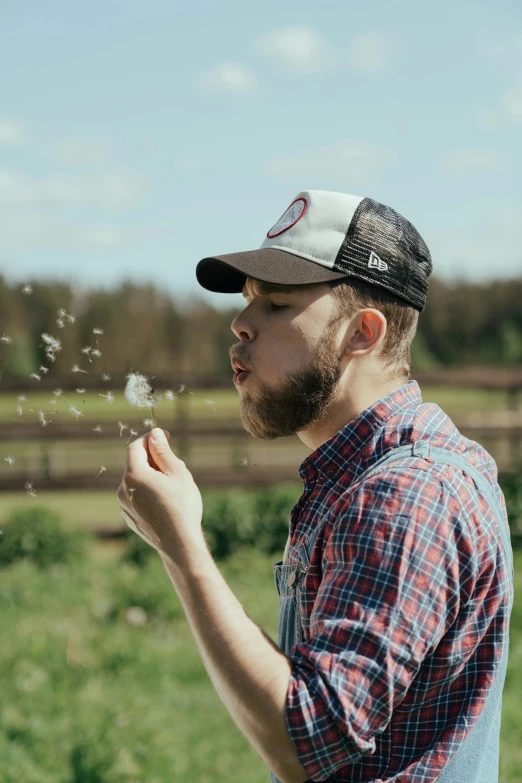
left=81, top=346, right=93, bottom=363
left=126, top=429, right=139, bottom=443
left=142, top=417, right=154, bottom=428
left=178, top=384, right=186, bottom=393
left=93, top=425, right=103, bottom=433
left=93, top=328, right=104, bottom=335
left=17, top=395, right=27, bottom=401
left=242, top=458, right=249, bottom=466
left=118, top=421, right=128, bottom=437
left=69, top=406, right=83, bottom=421
left=38, top=410, right=50, bottom=427
left=4, top=456, right=15, bottom=465
left=164, top=390, right=176, bottom=401
left=91, top=349, right=102, bottom=358
left=124, top=372, right=159, bottom=429
left=75, top=388, right=86, bottom=394
left=205, top=399, right=216, bottom=412
left=56, top=318, right=65, bottom=328
left=98, top=391, right=115, bottom=404
left=29, top=373, right=41, bottom=381
left=22, top=284, right=32, bottom=295
left=66, top=313, right=76, bottom=324
left=16, top=406, right=23, bottom=416
left=101, top=373, right=111, bottom=382
left=25, top=481, right=37, bottom=499
left=57, top=308, right=67, bottom=318
left=71, top=364, right=88, bottom=374
left=53, top=388, right=70, bottom=402
left=128, top=487, right=135, bottom=502
left=41, top=333, right=62, bottom=362
left=1, top=334, right=12, bottom=343
left=39, top=366, right=49, bottom=374
left=94, top=466, right=107, bottom=479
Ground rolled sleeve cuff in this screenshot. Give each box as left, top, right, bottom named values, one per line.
left=284, top=664, right=376, bottom=781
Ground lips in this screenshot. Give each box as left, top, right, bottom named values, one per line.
left=231, top=358, right=251, bottom=373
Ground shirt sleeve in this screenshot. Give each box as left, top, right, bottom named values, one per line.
left=284, top=467, right=476, bottom=781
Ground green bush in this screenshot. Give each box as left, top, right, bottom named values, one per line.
left=119, top=483, right=299, bottom=567
left=0, top=505, right=88, bottom=570
left=501, top=460, right=522, bottom=544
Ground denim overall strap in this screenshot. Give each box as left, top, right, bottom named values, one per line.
left=270, top=440, right=513, bottom=783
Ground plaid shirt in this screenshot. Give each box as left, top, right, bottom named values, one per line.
left=284, top=379, right=512, bottom=781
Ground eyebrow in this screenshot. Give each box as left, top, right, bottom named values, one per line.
left=242, top=284, right=296, bottom=299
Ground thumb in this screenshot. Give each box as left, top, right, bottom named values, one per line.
left=148, top=428, right=174, bottom=468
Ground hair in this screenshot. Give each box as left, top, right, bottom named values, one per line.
left=243, top=275, right=419, bottom=384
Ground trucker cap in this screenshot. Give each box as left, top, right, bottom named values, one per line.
left=196, top=189, right=432, bottom=311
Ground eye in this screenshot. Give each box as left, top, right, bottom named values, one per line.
left=268, top=303, right=287, bottom=312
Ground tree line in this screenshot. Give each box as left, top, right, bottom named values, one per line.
left=0, top=272, right=521, bottom=382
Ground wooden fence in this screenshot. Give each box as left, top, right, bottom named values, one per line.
left=1, top=366, right=521, bottom=493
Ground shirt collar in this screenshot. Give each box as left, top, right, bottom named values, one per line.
left=298, top=379, right=423, bottom=484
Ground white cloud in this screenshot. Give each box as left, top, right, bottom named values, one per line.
left=0, top=211, right=130, bottom=254
left=198, top=62, right=256, bottom=93
left=349, top=31, right=400, bottom=72
left=55, top=137, right=110, bottom=166
left=503, top=82, right=522, bottom=122
left=0, top=168, right=144, bottom=207
left=440, top=148, right=503, bottom=173
left=269, top=139, right=397, bottom=187
left=0, top=119, right=26, bottom=146
left=255, top=26, right=328, bottom=71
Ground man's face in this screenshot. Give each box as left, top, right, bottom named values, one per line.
left=230, top=282, right=345, bottom=440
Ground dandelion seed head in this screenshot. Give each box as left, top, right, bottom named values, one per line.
left=124, top=372, right=159, bottom=409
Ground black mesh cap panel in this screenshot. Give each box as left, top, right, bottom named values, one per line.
left=333, top=197, right=432, bottom=312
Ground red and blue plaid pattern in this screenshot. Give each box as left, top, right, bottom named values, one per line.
left=284, top=380, right=512, bottom=781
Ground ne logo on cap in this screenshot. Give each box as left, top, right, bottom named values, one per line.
left=267, top=197, right=307, bottom=239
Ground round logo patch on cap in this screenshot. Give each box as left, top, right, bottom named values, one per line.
left=267, top=197, right=307, bottom=238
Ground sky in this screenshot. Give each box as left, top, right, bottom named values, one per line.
left=0, top=0, right=521, bottom=313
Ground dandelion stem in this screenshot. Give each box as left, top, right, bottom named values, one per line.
left=150, top=407, right=157, bottom=428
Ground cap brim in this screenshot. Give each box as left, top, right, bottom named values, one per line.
left=196, top=248, right=349, bottom=294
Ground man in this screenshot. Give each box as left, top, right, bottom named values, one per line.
left=118, top=190, right=514, bottom=783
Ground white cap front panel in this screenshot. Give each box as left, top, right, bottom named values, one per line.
left=260, top=190, right=365, bottom=270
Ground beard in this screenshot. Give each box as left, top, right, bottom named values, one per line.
left=237, top=315, right=344, bottom=440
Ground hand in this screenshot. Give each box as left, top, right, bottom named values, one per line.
left=117, top=428, right=204, bottom=560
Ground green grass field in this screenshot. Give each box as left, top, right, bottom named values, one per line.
left=1, top=383, right=522, bottom=426
left=1, top=542, right=521, bottom=782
